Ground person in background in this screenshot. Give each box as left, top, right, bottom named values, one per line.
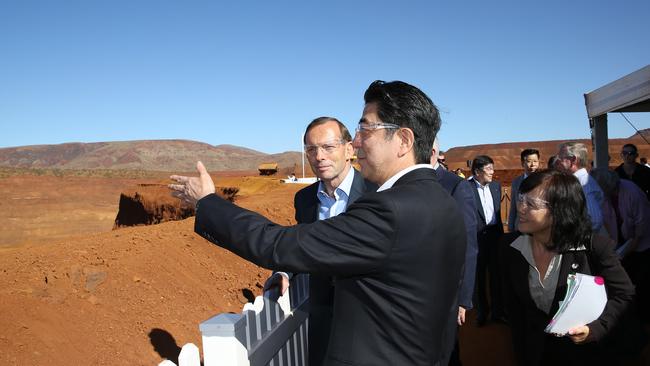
left=432, top=138, right=478, bottom=366
left=640, top=157, right=650, bottom=168
left=555, top=142, right=604, bottom=232
left=265, top=116, right=375, bottom=365
left=438, top=150, right=448, bottom=170
left=547, top=155, right=559, bottom=170
left=169, top=80, right=467, bottom=365
left=590, top=168, right=650, bottom=324
left=615, top=143, right=650, bottom=200
left=504, top=169, right=635, bottom=365
left=508, top=149, right=540, bottom=233
left=454, top=168, right=465, bottom=179
left=468, top=155, right=505, bottom=326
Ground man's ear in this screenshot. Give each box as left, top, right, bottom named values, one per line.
left=344, top=141, right=354, bottom=161
left=397, top=128, right=415, bottom=157
left=430, top=148, right=438, bottom=165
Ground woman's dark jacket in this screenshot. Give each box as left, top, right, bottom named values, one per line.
left=504, top=234, right=635, bottom=366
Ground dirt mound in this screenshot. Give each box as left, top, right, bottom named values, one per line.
left=113, top=185, right=239, bottom=228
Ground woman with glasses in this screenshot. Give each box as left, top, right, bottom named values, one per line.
left=504, top=169, right=635, bottom=366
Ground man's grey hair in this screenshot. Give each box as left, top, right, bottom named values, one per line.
left=559, top=141, right=588, bottom=168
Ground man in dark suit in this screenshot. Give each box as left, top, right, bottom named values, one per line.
left=266, top=116, right=375, bottom=366
left=431, top=138, right=478, bottom=366
left=170, top=80, right=466, bottom=365
left=468, top=155, right=505, bottom=326
left=508, top=148, right=540, bottom=233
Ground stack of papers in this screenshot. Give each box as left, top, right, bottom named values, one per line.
left=545, top=273, right=607, bottom=336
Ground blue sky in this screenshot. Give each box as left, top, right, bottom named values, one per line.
left=1, top=0, right=649, bottom=153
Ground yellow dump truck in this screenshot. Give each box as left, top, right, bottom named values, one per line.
left=258, top=162, right=278, bottom=176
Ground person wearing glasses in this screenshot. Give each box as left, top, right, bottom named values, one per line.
left=615, top=143, right=650, bottom=200
left=469, top=155, right=505, bottom=326
left=508, top=149, right=541, bottom=233
left=555, top=142, right=604, bottom=232
left=265, top=116, right=375, bottom=366
left=504, top=169, right=635, bottom=366
left=169, top=80, right=466, bottom=366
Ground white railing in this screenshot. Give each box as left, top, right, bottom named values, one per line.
left=159, top=274, right=310, bottom=366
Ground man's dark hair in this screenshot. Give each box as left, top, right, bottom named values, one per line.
left=471, top=155, right=494, bottom=176
left=622, top=143, right=638, bottom=155
left=363, top=80, right=440, bottom=164
left=519, top=169, right=592, bottom=252
left=521, top=148, right=540, bottom=162
left=304, top=116, right=352, bottom=144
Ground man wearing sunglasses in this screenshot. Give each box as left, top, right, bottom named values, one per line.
left=615, top=143, right=650, bottom=200
left=170, top=80, right=466, bottom=366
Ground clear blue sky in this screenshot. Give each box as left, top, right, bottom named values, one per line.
left=1, top=0, right=649, bottom=153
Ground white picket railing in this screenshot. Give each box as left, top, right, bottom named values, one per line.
left=159, top=274, right=310, bottom=366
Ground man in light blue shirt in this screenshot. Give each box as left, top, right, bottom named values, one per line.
left=556, top=142, right=604, bottom=232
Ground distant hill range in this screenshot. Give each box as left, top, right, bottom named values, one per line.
left=445, top=129, right=650, bottom=171
left=0, top=140, right=303, bottom=172
left=1, top=130, right=648, bottom=172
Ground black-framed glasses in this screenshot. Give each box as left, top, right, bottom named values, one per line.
left=304, top=139, right=345, bottom=156
left=621, top=150, right=637, bottom=156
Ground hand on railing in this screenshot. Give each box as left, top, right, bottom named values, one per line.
left=263, top=272, right=290, bottom=300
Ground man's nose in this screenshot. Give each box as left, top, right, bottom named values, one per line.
left=352, top=133, right=362, bottom=148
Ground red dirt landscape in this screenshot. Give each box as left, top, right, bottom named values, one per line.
left=2, top=135, right=650, bottom=365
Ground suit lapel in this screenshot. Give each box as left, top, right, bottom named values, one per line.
left=297, top=183, right=319, bottom=224
left=348, top=169, right=367, bottom=206
left=470, top=178, right=487, bottom=223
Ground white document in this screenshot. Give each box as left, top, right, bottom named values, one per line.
left=545, top=273, right=607, bottom=335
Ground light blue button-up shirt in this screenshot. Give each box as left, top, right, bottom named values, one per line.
left=317, top=168, right=355, bottom=220
left=574, top=168, right=604, bottom=232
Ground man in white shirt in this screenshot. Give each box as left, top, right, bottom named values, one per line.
left=468, top=155, right=505, bottom=326
left=556, top=142, right=604, bottom=232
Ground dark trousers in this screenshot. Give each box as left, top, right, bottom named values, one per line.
left=622, top=249, right=650, bottom=323
left=475, top=225, right=504, bottom=320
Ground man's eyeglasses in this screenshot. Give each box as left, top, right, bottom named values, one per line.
left=621, top=150, right=637, bottom=156
left=304, top=140, right=345, bottom=156
left=355, top=122, right=400, bottom=136
left=516, top=193, right=549, bottom=211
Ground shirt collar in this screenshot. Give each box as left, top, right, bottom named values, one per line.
left=573, top=167, right=589, bottom=185
left=377, top=164, right=434, bottom=192
left=471, top=176, right=489, bottom=189
left=317, top=166, right=355, bottom=199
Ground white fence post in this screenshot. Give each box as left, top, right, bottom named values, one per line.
left=200, top=313, right=250, bottom=366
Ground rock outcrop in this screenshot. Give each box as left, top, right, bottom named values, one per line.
left=113, top=184, right=239, bottom=228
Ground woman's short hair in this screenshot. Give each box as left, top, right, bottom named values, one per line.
left=519, top=169, right=592, bottom=251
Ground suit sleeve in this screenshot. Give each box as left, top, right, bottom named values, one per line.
left=508, top=179, right=518, bottom=232
left=194, top=193, right=395, bottom=276
left=586, top=234, right=635, bottom=342
left=454, top=180, right=478, bottom=309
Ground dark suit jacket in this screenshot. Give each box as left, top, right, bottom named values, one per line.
left=435, top=165, right=477, bottom=309
left=504, top=234, right=635, bottom=366
left=470, top=178, right=504, bottom=236
left=508, top=174, right=525, bottom=232
left=293, top=168, right=375, bottom=366
left=195, top=168, right=467, bottom=366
